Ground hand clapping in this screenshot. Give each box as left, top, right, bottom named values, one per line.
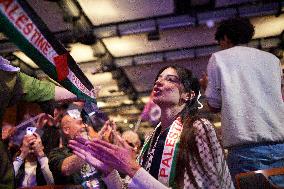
left=68, top=119, right=141, bottom=177
left=68, top=137, right=113, bottom=176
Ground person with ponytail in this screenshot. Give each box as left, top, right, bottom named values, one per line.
left=69, top=66, right=234, bottom=189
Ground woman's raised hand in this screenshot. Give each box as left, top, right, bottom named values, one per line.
left=31, top=133, right=45, bottom=158
left=68, top=137, right=113, bottom=176
left=98, top=120, right=112, bottom=142
left=98, top=120, right=118, bottom=143
left=86, top=138, right=141, bottom=178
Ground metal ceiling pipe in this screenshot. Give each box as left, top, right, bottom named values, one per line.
left=114, top=36, right=281, bottom=67
left=93, top=2, right=284, bottom=39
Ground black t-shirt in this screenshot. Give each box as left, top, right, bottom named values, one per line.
left=48, top=146, right=83, bottom=185
left=142, top=126, right=170, bottom=180
left=48, top=146, right=106, bottom=188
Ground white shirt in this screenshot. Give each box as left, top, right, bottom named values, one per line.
left=13, top=156, right=54, bottom=187
left=205, top=46, right=284, bottom=148
left=22, top=161, right=37, bottom=187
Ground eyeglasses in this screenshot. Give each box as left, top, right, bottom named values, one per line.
left=156, top=74, right=181, bottom=84
left=126, top=141, right=135, bottom=148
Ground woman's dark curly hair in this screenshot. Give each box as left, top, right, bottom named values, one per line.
left=215, top=17, right=255, bottom=45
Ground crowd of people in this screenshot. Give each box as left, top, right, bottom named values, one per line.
left=0, top=17, right=283, bottom=189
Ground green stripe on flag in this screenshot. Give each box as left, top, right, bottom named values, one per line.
left=0, top=10, right=94, bottom=102
left=169, top=141, right=180, bottom=189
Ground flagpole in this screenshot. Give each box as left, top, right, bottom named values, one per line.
left=134, top=116, right=142, bottom=133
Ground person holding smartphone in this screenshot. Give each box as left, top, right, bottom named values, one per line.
left=13, top=132, right=54, bottom=188
left=0, top=55, right=78, bottom=188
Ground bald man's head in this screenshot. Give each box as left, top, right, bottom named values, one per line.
left=61, top=114, right=85, bottom=140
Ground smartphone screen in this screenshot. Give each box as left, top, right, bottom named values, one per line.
left=26, top=127, right=37, bottom=135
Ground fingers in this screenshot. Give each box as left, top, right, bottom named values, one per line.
left=31, top=140, right=43, bottom=150
left=74, top=136, right=88, bottom=144
left=87, top=141, right=115, bottom=158
left=85, top=141, right=124, bottom=167
left=71, top=138, right=126, bottom=173
left=31, top=133, right=42, bottom=144
left=98, top=120, right=118, bottom=142
left=25, top=135, right=36, bottom=144
left=112, top=131, right=124, bottom=147
left=69, top=141, right=108, bottom=168
left=69, top=140, right=82, bottom=148
left=69, top=143, right=88, bottom=156
left=29, top=138, right=37, bottom=144
left=98, top=120, right=110, bottom=138
left=28, top=134, right=43, bottom=149
left=84, top=143, right=129, bottom=174
left=72, top=149, right=87, bottom=161
left=70, top=139, right=107, bottom=157
left=72, top=145, right=112, bottom=174
left=69, top=140, right=88, bottom=150
left=101, top=120, right=111, bottom=130
left=33, top=132, right=40, bottom=138
left=88, top=138, right=118, bottom=150
left=109, top=120, right=117, bottom=131
left=84, top=144, right=115, bottom=166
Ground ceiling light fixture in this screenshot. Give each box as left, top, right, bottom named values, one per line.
left=69, top=43, right=97, bottom=63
